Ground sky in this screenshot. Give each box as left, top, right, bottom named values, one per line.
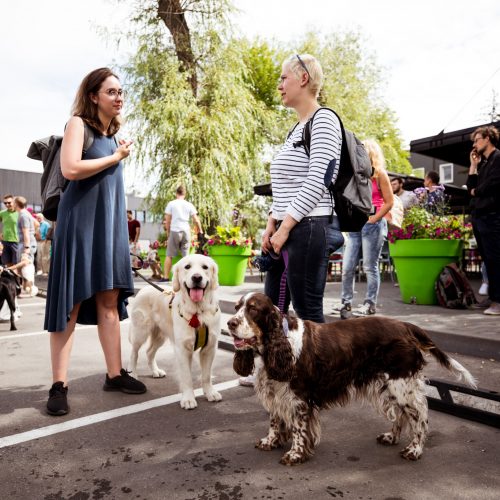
left=2, top=0, right=500, bottom=176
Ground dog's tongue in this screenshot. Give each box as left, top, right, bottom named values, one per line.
left=189, top=288, right=204, bottom=303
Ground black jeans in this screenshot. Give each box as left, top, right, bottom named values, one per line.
left=265, top=216, right=344, bottom=323
left=473, top=212, right=500, bottom=302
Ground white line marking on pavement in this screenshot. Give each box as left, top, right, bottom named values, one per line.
left=0, top=379, right=241, bottom=449
left=15, top=302, right=47, bottom=307
left=0, top=321, right=131, bottom=340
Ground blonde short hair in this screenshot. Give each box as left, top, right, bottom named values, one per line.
left=362, top=139, right=386, bottom=178
left=284, top=54, right=323, bottom=98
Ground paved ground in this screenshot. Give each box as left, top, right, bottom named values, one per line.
left=0, top=272, right=499, bottom=499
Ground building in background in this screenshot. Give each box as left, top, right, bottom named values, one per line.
left=0, top=169, right=161, bottom=242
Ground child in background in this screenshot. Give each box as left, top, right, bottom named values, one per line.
left=146, top=242, right=162, bottom=280
left=7, top=252, right=39, bottom=297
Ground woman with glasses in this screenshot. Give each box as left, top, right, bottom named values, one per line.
left=44, top=67, right=146, bottom=417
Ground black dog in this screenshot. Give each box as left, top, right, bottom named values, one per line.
left=0, top=268, right=21, bottom=331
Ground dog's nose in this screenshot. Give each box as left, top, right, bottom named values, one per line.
left=227, top=318, right=240, bottom=331
left=191, top=274, right=203, bottom=284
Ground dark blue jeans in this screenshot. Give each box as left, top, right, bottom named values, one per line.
left=265, top=216, right=344, bottom=323
left=473, top=212, right=500, bottom=302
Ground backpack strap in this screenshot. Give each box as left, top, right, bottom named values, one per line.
left=296, top=107, right=346, bottom=158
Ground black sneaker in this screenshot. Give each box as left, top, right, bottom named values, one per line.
left=340, top=303, right=352, bottom=320
left=103, top=369, right=147, bottom=394
left=47, top=381, right=69, bottom=416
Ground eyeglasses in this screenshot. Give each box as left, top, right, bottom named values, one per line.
left=98, top=89, right=126, bottom=99
left=3, top=201, right=12, bottom=205
left=296, top=54, right=311, bottom=79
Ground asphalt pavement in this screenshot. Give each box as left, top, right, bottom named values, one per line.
left=0, top=271, right=499, bottom=499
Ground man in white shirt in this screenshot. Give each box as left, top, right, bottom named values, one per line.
left=161, top=185, right=203, bottom=281
left=391, top=177, right=418, bottom=211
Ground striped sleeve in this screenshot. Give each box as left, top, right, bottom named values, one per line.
left=287, top=109, right=342, bottom=221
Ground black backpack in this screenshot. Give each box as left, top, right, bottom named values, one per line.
left=435, top=263, right=478, bottom=309
left=290, top=107, right=373, bottom=232
left=27, top=123, right=94, bottom=221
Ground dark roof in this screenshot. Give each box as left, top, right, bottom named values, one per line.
left=410, top=120, right=500, bottom=166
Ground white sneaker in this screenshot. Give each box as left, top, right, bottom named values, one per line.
left=478, top=283, right=489, bottom=296
left=239, top=374, right=256, bottom=387
left=484, top=302, right=500, bottom=315
left=352, top=302, right=376, bottom=316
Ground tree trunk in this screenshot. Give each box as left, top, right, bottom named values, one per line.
left=157, top=0, right=198, bottom=97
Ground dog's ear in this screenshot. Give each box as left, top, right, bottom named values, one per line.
left=233, top=349, right=255, bottom=377
left=210, top=259, right=219, bottom=290
left=263, top=316, right=295, bottom=382
left=172, top=262, right=181, bottom=292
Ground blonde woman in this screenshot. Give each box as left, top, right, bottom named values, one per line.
left=339, top=139, right=394, bottom=317
left=262, top=54, right=344, bottom=322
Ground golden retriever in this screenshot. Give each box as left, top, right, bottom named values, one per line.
left=127, top=254, right=221, bottom=409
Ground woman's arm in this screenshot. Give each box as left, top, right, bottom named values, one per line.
left=368, top=170, right=394, bottom=223
left=60, top=116, right=132, bottom=181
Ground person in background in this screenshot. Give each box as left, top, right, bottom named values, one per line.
left=14, top=196, right=37, bottom=263
left=36, top=213, right=51, bottom=275
left=44, top=67, right=146, bottom=417
left=127, top=209, right=141, bottom=247
left=338, top=139, right=393, bottom=318
left=467, top=125, right=500, bottom=315
left=161, top=185, right=203, bottom=282
left=391, top=176, right=418, bottom=211
left=0, top=194, right=20, bottom=266
left=415, top=171, right=445, bottom=213
left=7, top=252, right=38, bottom=297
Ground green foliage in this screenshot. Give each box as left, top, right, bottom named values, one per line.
left=119, top=5, right=411, bottom=241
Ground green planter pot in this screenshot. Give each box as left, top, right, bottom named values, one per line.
left=389, top=239, right=463, bottom=305
left=207, top=245, right=252, bottom=286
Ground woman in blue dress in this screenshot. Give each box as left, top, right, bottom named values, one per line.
left=45, top=68, right=146, bottom=416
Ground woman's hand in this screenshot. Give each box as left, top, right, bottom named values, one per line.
left=270, top=226, right=290, bottom=254
left=115, top=139, right=133, bottom=161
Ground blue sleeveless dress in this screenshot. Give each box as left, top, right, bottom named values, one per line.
left=44, top=135, right=134, bottom=332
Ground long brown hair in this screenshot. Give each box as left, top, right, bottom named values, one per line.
left=71, top=67, right=121, bottom=136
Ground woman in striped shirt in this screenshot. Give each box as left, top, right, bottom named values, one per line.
left=262, top=54, right=344, bottom=323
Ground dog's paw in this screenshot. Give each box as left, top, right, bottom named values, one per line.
left=255, top=438, right=278, bottom=451
left=152, top=369, right=166, bottom=378
left=400, top=445, right=422, bottom=461
left=279, top=450, right=308, bottom=466
left=376, top=432, right=399, bottom=446
left=205, top=388, right=222, bottom=402
left=180, top=393, right=197, bottom=410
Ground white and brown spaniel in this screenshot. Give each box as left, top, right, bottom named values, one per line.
left=228, top=292, right=477, bottom=466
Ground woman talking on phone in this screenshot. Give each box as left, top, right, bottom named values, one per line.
left=44, top=68, right=146, bottom=416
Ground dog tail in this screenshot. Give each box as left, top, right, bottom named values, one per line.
left=407, top=323, right=477, bottom=389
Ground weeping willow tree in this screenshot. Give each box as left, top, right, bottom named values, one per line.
left=119, top=1, right=410, bottom=234
left=121, top=0, right=284, bottom=231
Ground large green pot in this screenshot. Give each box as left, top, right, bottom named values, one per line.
left=207, top=245, right=252, bottom=286
left=389, top=239, right=463, bottom=305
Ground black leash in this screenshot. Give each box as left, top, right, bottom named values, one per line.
left=130, top=253, right=165, bottom=292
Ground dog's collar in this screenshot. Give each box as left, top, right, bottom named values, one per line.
left=178, top=311, right=218, bottom=351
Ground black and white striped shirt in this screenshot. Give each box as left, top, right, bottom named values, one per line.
left=270, top=108, right=342, bottom=221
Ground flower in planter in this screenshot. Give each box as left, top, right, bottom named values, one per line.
left=388, top=205, right=473, bottom=243
left=203, top=226, right=251, bottom=250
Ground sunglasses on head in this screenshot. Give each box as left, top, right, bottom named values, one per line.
left=296, top=54, right=311, bottom=79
